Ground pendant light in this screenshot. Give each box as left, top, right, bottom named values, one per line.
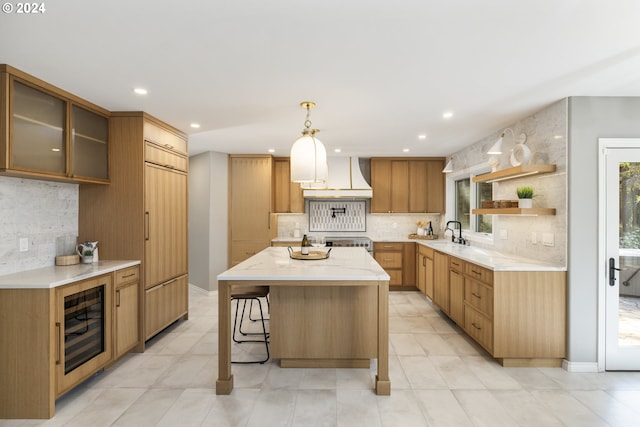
left=290, top=101, right=328, bottom=185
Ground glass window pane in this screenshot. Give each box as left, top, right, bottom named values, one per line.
left=477, top=181, right=493, bottom=233
left=455, top=178, right=470, bottom=229
left=12, top=81, right=66, bottom=173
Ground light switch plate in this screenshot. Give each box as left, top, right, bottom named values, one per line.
left=542, top=233, right=554, bottom=247
left=19, top=237, right=28, bottom=252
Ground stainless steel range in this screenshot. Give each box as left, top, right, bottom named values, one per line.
left=324, top=236, right=373, bottom=255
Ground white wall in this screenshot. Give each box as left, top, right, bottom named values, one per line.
left=188, top=151, right=228, bottom=291
left=0, top=176, right=78, bottom=275
left=568, top=96, right=640, bottom=364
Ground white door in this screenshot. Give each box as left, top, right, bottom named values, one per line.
left=601, top=139, right=640, bottom=370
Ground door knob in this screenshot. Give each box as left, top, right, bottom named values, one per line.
left=609, top=257, right=621, bottom=286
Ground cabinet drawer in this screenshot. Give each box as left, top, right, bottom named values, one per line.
left=145, top=143, right=188, bottom=171
left=115, top=266, right=139, bottom=287
left=449, top=257, right=464, bottom=272
left=465, top=278, right=493, bottom=317
left=465, top=306, right=493, bottom=352
left=387, top=269, right=403, bottom=286
left=145, top=275, right=188, bottom=339
left=374, top=242, right=404, bottom=251
left=464, top=262, right=493, bottom=284
left=144, top=121, right=187, bottom=155
left=375, top=251, right=403, bottom=268
left=418, top=245, right=434, bottom=259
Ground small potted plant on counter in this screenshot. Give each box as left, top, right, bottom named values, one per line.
left=516, top=186, right=534, bottom=208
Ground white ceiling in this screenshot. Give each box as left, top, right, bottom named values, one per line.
left=2, top=0, right=640, bottom=158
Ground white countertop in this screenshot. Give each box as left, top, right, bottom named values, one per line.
left=0, top=260, right=141, bottom=289
left=218, top=247, right=390, bottom=281
left=416, top=240, right=566, bottom=271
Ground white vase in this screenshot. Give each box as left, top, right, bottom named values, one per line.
left=518, top=198, right=533, bottom=208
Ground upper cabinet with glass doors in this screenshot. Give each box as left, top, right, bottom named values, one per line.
left=0, top=64, right=109, bottom=184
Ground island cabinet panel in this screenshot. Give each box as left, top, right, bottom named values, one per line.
left=79, top=112, right=189, bottom=347
left=229, top=155, right=276, bottom=266
left=270, top=286, right=378, bottom=362
left=0, top=64, right=110, bottom=184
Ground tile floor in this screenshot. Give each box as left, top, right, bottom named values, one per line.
left=4, top=287, right=640, bottom=427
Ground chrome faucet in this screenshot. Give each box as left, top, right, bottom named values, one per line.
left=445, top=220, right=465, bottom=245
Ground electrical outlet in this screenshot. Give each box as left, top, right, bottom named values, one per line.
left=19, top=237, right=28, bottom=252
left=531, top=232, right=537, bottom=244
left=542, top=233, right=555, bottom=247
left=499, top=229, right=508, bottom=240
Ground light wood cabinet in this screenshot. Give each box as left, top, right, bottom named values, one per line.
left=79, top=112, right=189, bottom=345
left=416, top=245, right=435, bottom=298
left=374, top=242, right=416, bottom=289
left=229, top=155, right=276, bottom=266
left=145, top=275, right=189, bottom=339
left=430, top=246, right=566, bottom=366
left=274, top=157, right=304, bottom=213
left=433, top=251, right=449, bottom=312
left=0, top=64, right=110, bottom=184
left=0, top=265, right=137, bottom=419
left=114, top=266, right=140, bottom=358
left=371, top=157, right=445, bottom=213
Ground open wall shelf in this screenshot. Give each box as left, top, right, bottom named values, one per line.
left=472, top=208, right=556, bottom=216
left=472, top=164, right=556, bottom=183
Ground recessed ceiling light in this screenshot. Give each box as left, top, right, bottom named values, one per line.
left=403, top=148, right=410, bottom=153
left=133, top=88, right=148, bottom=95
left=334, top=148, right=342, bottom=153
left=190, top=123, right=201, bottom=129
left=442, top=111, right=453, bottom=119
left=268, top=148, right=275, bottom=153
left=418, top=134, right=427, bottom=140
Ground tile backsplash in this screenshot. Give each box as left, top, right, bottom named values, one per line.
left=0, top=176, right=78, bottom=275
left=308, top=200, right=367, bottom=232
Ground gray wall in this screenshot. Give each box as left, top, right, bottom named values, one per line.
left=188, top=151, right=228, bottom=291
left=567, top=97, right=640, bottom=364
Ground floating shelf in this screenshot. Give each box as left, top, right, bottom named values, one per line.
left=472, top=164, right=556, bottom=183
left=472, top=208, right=556, bottom=216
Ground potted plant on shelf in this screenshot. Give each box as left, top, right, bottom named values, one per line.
left=516, top=186, right=534, bottom=208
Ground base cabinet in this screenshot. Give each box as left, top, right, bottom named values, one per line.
left=145, top=274, right=188, bottom=340
left=430, top=247, right=566, bottom=366
left=0, top=265, right=139, bottom=420
left=374, top=242, right=416, bottom=290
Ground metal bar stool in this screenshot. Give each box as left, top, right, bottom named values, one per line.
left=231, top=285, right=270, bottom=364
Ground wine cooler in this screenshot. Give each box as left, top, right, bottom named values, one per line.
left=56, top=274, right=112, bottom=396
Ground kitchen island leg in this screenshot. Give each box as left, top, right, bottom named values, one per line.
left=216, top=280, right=233, bottom=394
left=376, top=280, right=391, bottom=395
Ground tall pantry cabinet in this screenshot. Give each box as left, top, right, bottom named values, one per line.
left=79, top=112, right=188, bottom=348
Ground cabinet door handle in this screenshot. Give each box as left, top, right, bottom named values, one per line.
left=423, top=257, right=426, bottom=267
left=471, top=322, right=482, bottom=330
left=471, top=269, right=482, bottom=276
left=471, top=292, right=482, bottom=299
left=451, top=261, right=460, bottom=267
left=55, top=322, right=61, bottom=365
left=145, top=212, right=150, bottom=241
left=122, top=273, right=136, bottom=279
left=116, top=289, right=121, bottom=307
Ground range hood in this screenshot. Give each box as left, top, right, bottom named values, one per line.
left=302, top=157, right=373, bottom=199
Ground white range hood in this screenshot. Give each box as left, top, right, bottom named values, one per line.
left=302, top=157, right=373, bottom=199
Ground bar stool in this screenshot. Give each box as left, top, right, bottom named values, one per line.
left=231, top=285, right=270, bottom=364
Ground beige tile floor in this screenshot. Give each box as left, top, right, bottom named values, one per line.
left=4, top=288, right=640, bottom=427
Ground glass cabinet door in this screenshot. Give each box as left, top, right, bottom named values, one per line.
left=71, top=105, right=108, bottom=180
left=12, top=81, right=66, bottom=174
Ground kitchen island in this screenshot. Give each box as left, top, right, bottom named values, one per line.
left=216, top=246, right=391, bottom=395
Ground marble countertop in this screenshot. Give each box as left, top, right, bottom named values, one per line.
left=415, top=240, right=565, bottom=272
left=218, top=247, right=390, bottom=281
left=0, top=260, right=141, bottom=289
